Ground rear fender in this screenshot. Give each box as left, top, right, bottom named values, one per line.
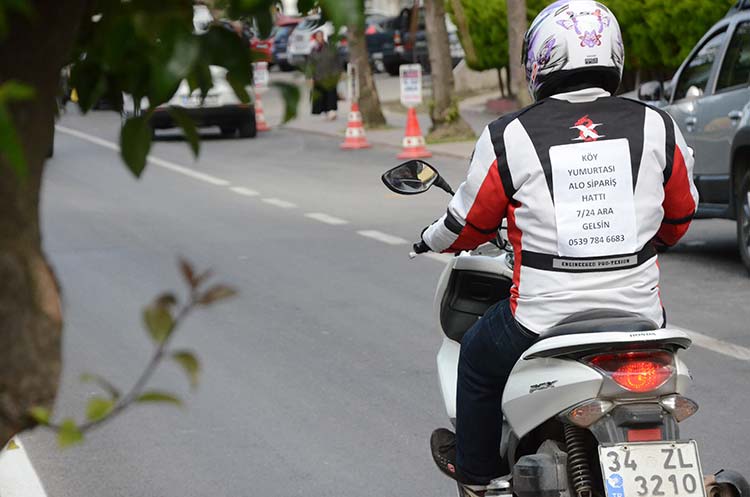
left=502, top=356, right=603, bottom=439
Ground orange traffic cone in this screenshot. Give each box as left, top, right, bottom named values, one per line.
left=254, top=92, right=270, bottom=132
left=398, top=107, right=431, bottom=159
left=340, top=102, right=371, bottom=150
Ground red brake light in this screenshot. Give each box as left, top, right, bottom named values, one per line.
left=587, top=351, right=674, bottom=393
left=366, top=25, right=377, bottom=35
left=393, top=32, right=402, bottom=45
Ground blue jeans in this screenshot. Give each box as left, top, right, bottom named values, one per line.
left=455, top=299, right=538, bottom=484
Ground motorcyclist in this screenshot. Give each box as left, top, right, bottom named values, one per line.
left=420, top=1, right=698, bottom=495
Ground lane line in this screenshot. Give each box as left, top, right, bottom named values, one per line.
left=262, top=198, right=297, bottom=209
left=305, top=213, right=349, bottom=225
left=56, top=125, right=229, bottom=186
left=673, top=326, right=750, bottom=362
left=357, top=230, right=409, bottom=245
left=147, top=156, right=229, bottom=186
left=0, top=438, right=49, bottom=497
left=230, top=186, right=260, bottom=197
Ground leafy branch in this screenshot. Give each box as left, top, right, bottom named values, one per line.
left=28, top=259, right=236, bottom=447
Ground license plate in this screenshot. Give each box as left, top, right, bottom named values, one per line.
left=599, top=441, right=706, bottom=497
left=373, top=52, right=383, bottom=60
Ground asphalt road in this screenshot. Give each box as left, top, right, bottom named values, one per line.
left=17, top=108, right=750, bottom=497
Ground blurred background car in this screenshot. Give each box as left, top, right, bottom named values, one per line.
left=124, top=66, right=257, bottom=139
left=271, top=15, right=302, bottom=71
left=287, top=15, right=334, bottom=68
left=374, top=7, right=464, bottom=76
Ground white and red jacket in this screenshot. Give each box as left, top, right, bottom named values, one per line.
left=422, top=88, right=698, bottom=333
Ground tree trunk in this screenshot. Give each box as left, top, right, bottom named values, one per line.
left=506, top=0, right=532, bottom=106
left=423, top=0, right=474, bottom=141
left=0, top=0, right=88, bottom=446
left=347, top=21, right=386, bottom=128
left=448, top=0, right=477, bottom=67
left=498, top=68, right=506, bottom=98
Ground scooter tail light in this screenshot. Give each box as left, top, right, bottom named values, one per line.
left=561, top=399, right=614, bottom=427
left=585, top=350, right=674, bottom=393
left=660, top=395, right=699, bottom=422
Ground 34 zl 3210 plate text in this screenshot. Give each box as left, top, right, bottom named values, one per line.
left=599, top=441, right=706, bottom=497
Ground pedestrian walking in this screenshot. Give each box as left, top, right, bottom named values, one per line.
left=307, top=31, right=341, bottom=121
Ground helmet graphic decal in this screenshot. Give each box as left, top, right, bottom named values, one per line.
left=523, top=0, right=624, bottom=101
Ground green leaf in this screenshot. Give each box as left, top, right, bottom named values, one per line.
left=198, top=284, right=237, bottom=305
left=271, top=82, right=300, bottom=123
left=80, top=373, right=121, bottom=400
left=226, top=71, right=251, bottom=104
left=0, top=107, right=28, bottom=178
left=136, top=391, right=182, bottom=406
left=29, top=406, right=51, bottom=425
left=320, top=0, right=363, bottom=30
left=58, top=419, right=84, bottom=448
left=167, top=107, right=200, bottom=157
left=172, top=350, right=201, bottom=389
left=120, top=115, right=153, bottom=177
left=85, top=397, right=114, bottom=422
left=296, top=0, right=317, bottom=15
left=0, top=80, right=35, bottom=104
left=142, top=303, right=174, bottom=344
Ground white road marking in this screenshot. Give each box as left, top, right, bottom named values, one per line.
left=357, top=230, right=409, bottom=245
left=305, top=213, right=349, bottom=225
left=262, top=198, right=297, bottom=209
left=55, top=125, right=229, bottom=186
left=56, top=125, right=119, bottom=151
left=0, top=438, right=49, bottom=497
left=673, top=326, right=750, bottom=362
left=147, top=156, right=229, bottom=186
left=230, top=186, right=260, bottom=197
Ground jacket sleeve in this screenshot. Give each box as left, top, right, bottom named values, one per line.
left=655, top=118, right=699, bottom=247
left=422, top=125, right=511, bottom=253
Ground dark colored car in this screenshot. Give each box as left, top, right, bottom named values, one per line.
left=372, top=9, right=464, bottom=76
left=271, top=17, right=301, bottom=72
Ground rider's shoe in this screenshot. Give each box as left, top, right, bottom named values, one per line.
left=430, top=428, right=489, bottom=496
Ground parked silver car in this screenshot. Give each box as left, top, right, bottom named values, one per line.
left=639, top=2, right=750, bottom=272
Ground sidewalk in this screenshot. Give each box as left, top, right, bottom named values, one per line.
left=261, top=71, right=502, bottom=160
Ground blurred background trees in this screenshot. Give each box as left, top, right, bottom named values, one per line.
left=449, top=0, right=737, bottom=100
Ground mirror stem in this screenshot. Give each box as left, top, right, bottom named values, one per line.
left=434, top=176, right=455, bottom=196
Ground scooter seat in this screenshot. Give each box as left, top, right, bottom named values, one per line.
left=522, top=309, right=691, bottom=359
left=540, top=309, right=658, bottom=339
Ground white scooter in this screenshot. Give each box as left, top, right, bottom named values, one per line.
left=382, top=160, right=749, bottom=497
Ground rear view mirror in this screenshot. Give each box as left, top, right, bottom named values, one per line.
left=686, top=85, right=703, bottom=100
left=382, top=160, right=440, bottom=195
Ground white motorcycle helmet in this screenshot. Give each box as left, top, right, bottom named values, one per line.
left=523, top=0, right=625, bottom=102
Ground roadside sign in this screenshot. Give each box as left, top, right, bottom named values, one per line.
left=346, top=63, right=359, bottom=103
left=399, top=64, right=422, bottom=107
left=253, top=62, right=269, bottom=92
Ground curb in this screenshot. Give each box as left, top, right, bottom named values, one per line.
left=283, top=123, right=471, bottom=160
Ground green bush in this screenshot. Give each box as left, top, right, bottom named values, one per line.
left=607, top=0, right=735, bottom=71
left=446, top=0, right=509, bottom=72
